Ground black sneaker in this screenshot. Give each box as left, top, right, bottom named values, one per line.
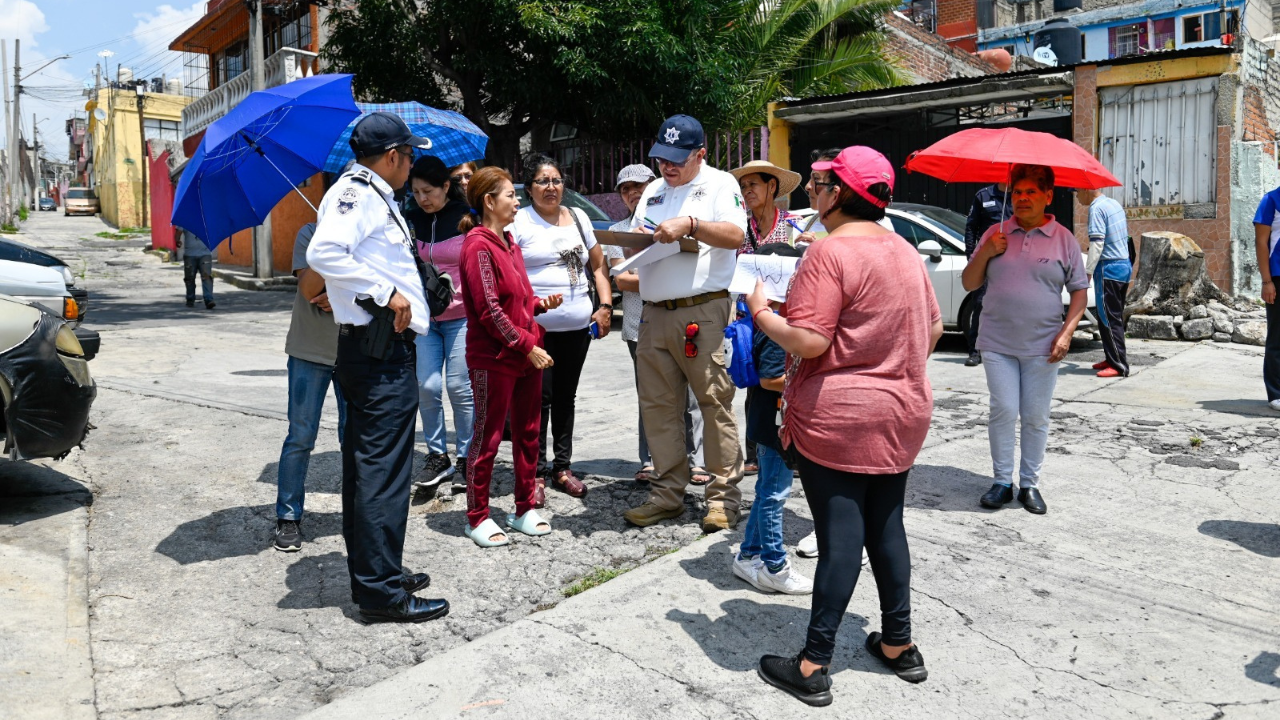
left=451, top=457, right=468, bottom=494
left=866, top=632, right=928, bottom=683
left=273, top=519, right=302, bottom=552
left=965, top=351, right=982, bottom=367
left=757, top=654, right=832, bottom=707
left=205, top=301, right=216, bottom=310
left=185, top=299, right=195, bottom=308
left=415, top=453, right=454, bottom=489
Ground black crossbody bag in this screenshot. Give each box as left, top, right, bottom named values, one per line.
left=569, top=209, right=600, bottom=312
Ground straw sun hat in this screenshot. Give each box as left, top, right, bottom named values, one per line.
left=729, top=160, right=802, bottom=199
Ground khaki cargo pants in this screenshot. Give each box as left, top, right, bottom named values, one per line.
left=636, top=296, right=744, bottom=516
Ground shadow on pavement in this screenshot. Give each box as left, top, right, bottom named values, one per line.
left=155, top=505, right=343, bottom=564
left=1245, top=651, right=1280, bottom=688
left=87, top=288, right=294, bottom=328
left=1197, top=519, right=1280, bottom=557
left=256, top=451, right=344, bottom=495
left=0, top=460, right=92, bottom=526
left=277, top=550, right=352, bottom=611
left=1195, top=399, right=1274, bottom=418
left=907, top=464, right=996, bottom=513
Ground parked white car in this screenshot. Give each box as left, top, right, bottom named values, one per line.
left=791, top=204, right=1097, bottom=334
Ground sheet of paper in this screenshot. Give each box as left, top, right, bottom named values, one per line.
left=609, top=241, right=682, bottom=276
left=728, top=254, right=800, bottom=302
left=595, top=230, right=701, bottom=253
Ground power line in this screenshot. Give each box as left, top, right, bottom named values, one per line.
left=48, top=14, right=203, bottom=62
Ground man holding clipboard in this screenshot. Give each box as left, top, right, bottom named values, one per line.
left=620, top=114, right=750, bottom=533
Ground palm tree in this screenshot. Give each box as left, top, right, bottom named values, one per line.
left=718, top=0, right=904, bottom=130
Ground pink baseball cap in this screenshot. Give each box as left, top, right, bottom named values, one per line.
left=811, top=146, right=895, bottom=209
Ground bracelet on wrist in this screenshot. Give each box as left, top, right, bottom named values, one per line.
left=752, top=307, right=772, bottom=322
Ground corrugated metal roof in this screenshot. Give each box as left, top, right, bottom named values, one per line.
left=779, top=44, right=1234, bottom=110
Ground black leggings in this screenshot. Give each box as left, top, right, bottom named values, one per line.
left=799, top=453, right=912, bottom=665
left=539, top=328, right=592, bottom=473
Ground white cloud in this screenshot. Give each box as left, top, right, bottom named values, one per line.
left=0, top=0, right=49, bottom=47
left=130, top=2, right=205, bottom=58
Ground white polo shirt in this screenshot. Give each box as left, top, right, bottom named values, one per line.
left=629, top=162, right=748, bottom=302
left=307, top=166, right=430, bottom=335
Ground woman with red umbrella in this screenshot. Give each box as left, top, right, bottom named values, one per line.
left=961, top=164, right=1088, bottom=515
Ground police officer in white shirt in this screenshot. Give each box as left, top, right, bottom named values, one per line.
left=307, top=112, right=448, bottom=624
left=621, top=114, right=750, bottom=533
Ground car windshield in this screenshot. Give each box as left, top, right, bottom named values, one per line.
left=66, top=189, right=94, bottom=199
left=514, top=185, right=610, bottom=222
left=892, top=204, right=966, bottom=241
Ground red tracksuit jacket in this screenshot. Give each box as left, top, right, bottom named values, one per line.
left=459, top=226, right=545, bottom=376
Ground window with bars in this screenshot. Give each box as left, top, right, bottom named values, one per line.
left=1151, top=18, right=1175, bottom=50
left=143, top=118, right=181, bottom=143
left=1114, top=24, right=1142, bottom=57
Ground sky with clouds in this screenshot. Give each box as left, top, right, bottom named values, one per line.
left=0, top=0, right=206, bottom=157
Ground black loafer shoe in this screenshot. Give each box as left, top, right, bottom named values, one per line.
left=866, top=632, right=928, bottom=683
left=964, top=351, right=982, bottom=367
left=979, top=483, right=1014, bottom=509
left=358, top=595, right=449, bottom=624
left=352, top=570, right=431, bottom=604
left=1017, top=487, right=1047, bottom=515
left=757, top=654, right=832, bottom=707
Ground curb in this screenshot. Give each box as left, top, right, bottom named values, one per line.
left=211, top=268, right=297, bottom=292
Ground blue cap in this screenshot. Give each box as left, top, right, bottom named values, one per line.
left=649, top=114, right=705, bottom=163
left=349, top=112, right=432, bottom=157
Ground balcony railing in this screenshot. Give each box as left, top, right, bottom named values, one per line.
left=181, top=46, right=319, bottom=140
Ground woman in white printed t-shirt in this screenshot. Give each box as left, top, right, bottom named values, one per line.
left=511, top=153, right=614, bottom=503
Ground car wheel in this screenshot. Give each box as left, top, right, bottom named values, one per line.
left=958, top=294, right=976, bottom=337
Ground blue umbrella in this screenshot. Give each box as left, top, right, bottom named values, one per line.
left=172, top=74, right=360, bottom=250
left=323, top=101, right=487, bottom=174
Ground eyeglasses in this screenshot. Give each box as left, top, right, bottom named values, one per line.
left=657, top=152, right=700, bottom=170
left=394, top=146, right=414, bottom=159
left=684, top=322, right=700, bottom=358
left=451, top=171, right=473, bottom=183
left=811, top=180, right=838, bottom=191
left=531, top=178, right=564, bottom=187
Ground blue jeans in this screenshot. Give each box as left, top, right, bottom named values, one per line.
left=277, top=356, right=347, bottom=520
left=414, top=317, right=474, bottom=457
left=738, top=444, right=793, bottom=571
left=982, top=350, right=1059, bottom=489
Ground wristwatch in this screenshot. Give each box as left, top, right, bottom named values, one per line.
left=599, top=303, right=614, bottom=312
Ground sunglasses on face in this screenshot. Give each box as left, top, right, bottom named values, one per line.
left=684, top=322, right=700, bottom=358
left=451, top=172, right=473, bottom=183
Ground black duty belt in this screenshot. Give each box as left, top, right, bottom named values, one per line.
left=644, top=290, right=730, bottom=311
left=339, top=324, right=417, bottom=343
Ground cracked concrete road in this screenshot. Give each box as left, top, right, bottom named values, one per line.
left=2, top=211, right=1278, bottom=719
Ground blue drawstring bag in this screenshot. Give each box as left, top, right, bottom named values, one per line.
left=724, top=298, right=759, bottom=388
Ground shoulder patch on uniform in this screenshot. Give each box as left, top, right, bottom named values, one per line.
left=337, top=188, right=359, bottom=215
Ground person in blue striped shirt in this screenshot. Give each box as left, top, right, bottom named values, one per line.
left=1253, top=186, right=1280, bottom=411
left=1077, top=188, right=1132, bottom=377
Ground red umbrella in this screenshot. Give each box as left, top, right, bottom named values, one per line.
left=904, top=127, right=1120, bottom=189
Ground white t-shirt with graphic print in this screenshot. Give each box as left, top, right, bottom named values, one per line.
left=512, top=206, right=597, bottom=333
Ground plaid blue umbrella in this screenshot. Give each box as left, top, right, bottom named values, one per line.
left=172, top=74, right=359, bottom=250
left=323, top=101, right=488, bottom=174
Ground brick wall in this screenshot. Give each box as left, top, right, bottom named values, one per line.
left=935, top=0, right=979, bottom=51
left=1242, top=86, right=1276, bottom=155
left=885, top=12, right=995, bottom=82
left=1073, top=65, right=1235, bottom=291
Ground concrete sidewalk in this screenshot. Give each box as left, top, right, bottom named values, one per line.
left=305, top=343, right=1280, bottom=720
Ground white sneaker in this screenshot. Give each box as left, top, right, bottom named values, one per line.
left=1270, top=399, right=1280, bottom=412
left=796, top=531, right=819, bottom=558
left=731, top=553, right=773, bottom=592
left=757, top=561, right=814, bottom=595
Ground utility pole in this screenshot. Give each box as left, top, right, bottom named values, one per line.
left=248, top=0, right=272, bottom=278
left=1, top=41, right=11, bottom=223
left=31, top=112, right=38, bottom=203
left=136, top=85, right=148, bottom=228
left=11, top=39, right=21, bottom=214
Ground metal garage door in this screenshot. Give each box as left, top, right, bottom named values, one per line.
left=1099, top=76, right=1218, bottom=206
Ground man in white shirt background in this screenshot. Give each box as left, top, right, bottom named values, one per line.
left=307, top=112, right=448, bottom=624
left=621, top=114, right=750, bottom=533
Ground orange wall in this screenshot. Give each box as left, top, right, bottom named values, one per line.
left=217, top=172, right=324, bottom=273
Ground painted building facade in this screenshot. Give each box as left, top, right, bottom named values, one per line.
left=87, top=87, right=191, bottom=229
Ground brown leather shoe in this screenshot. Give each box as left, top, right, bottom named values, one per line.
left=532, top=480, right=547, bottom=509
left=553, top=469, right=588, bottom=498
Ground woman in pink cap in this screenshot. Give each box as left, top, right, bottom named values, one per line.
left=747, top=146, right=943, bottom=706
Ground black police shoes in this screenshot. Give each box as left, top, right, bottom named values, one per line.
left=351, top=571, right=431, bottom=604
left=359, top=595, right=449, bottom=624
left=979, top=483, right=1014, bottom=509
left=1018, top=487, right=1047, bottom=514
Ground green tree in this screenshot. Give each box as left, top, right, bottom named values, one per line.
left=323, top=0, right=901, bottom=161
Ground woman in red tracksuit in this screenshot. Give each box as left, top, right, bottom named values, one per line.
left=457, top=167, right=562, bottom=547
